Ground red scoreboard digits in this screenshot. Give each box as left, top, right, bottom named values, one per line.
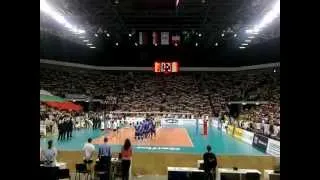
left=153, top=61, right=179, bottom=73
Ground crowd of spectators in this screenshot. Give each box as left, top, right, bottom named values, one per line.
left=40, top=65, right=280, bottom=139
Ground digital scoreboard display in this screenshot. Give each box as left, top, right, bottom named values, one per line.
left=153, top=61, right=179, bottom=73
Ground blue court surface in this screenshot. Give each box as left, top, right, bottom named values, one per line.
left=40, top=123, right=266, bottom=156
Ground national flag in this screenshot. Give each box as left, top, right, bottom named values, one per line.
left=152, top=32, right=160, bottom=45
left=139, top=32, right=148, bottom=45
left=171, top=34, right=181, bottom=45
left=161, top=32, right=170, bottom=45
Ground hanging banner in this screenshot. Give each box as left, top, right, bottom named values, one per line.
left=266, top=138, right=280, bottom=157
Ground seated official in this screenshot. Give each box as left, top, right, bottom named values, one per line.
left=82, top=138, right=95, bottom=164
left=203, top=145, right=217, bottom=180
left=42, top=140, right=58, bottom=167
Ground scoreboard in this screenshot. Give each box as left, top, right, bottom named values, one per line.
left=153, top=62, right=179, bottom=73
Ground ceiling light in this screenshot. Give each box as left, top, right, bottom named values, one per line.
left=198, top=33, right=202, bottom=37
left=106, top=33, right=110, bottom=37
left=215, top=42, right=218, bottom=46
left=87, top=43, right=93, bottom=46
left=239, top=46, right=246, bottom=49
left=83, top=40, right=89, bottom=42
left=245, top=0, right=280, bottom=34
left=241, top=43, right=248, bottom=46
left=129, top=33, right=132, bottom=37
left=95, top=33, right=98, bottom=37
left=115, top=42, right=119, bottom=46
left=244, top=39, right=251, bottom=43
left=195, top=42, right=198, bottom=46
left=234, top=34, right=237, bottom=37
left=134, top=42, right=138, bottom=46
left=90, top=46, right=96, bottom=49
left=40, top=0, right=85, bottom=34
left=221, top=33, right=224, bottom=37
left=248, top=36, right=255, bottom=39
left=79, top=36, right=85, bottom=39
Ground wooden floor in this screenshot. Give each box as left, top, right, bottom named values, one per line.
left=57, top=151, right=276, bottom=176
left=92, top=128, right=193, bottom=147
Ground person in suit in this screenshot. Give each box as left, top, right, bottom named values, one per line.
left=58, top=120, right=63, bottom=141
left=62, top=119, right=67, bottom=140
left=67, top=119, right=73, bottom=139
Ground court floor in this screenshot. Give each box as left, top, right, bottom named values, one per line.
left=40, top=122, right=265, bottom=155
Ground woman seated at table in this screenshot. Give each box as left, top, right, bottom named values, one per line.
left=41, top=140, right=58, bottom=167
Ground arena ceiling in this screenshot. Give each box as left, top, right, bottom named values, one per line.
left=40, top=0, right=280, bottom=66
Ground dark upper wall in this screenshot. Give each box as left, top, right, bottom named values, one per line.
left=40, top=33, right=279, bottom=67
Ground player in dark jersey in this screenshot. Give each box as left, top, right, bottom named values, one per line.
left=138, top=122, right=144, bottom=140
left=147, top=120, right=153, bottom=138
left=151, top=120, right=156, bottom=138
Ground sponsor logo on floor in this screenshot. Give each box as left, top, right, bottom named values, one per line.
left=136, top=146, right=181, bottom=151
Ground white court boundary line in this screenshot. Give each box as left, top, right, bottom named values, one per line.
left=182, top=128, right=194, bottom=147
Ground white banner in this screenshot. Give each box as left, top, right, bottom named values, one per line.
left=212, top=119, right=219, bottom=128
left=125, top=117, right=145, bottom=124
left=266, top=138, right=280, bottom=157
left=240, top=129, right=254, bottom=145
left=161, top=118, right=197, bottom=125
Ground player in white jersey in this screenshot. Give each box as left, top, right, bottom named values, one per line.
left=113, top=121, right=117, bottom=132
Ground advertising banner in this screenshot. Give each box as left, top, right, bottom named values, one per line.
left=240, top=130, right=254, bottom=145
left=227, top=125, right=234, bottom=135
left=252, top=133, right=269, bottom=152
left=212, top=119, right=219, bottom=128
left=161, top=118, right=196, bottom=125
left=266, top=138, right=280, bottom=157
left=233, top=128, right=243, bottom=140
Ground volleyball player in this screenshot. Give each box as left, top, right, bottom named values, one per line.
left=138, top=122, right=144, bottom=141
left=116, top=119, right=120, bottom=133
left=134, top=122, right=139, bottom=140
left=143, top=120, right=149, bottom=139
left=113, top=120, right=117, bottom=132
left=151, top=120, right=156, bottom=138
left=147, top=120, right=152, bottom=138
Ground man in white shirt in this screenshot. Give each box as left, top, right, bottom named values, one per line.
left=82, top=138, right=95, bottom=163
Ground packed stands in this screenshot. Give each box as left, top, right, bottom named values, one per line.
left=40, top=65, right=280, bottom=139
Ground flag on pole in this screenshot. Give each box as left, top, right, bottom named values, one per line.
left=171, top=34, right=181, bottom=45
left=152, top=32, right=160, bottom=45
left=161, top=32, right=170, bottom=45
left=139, top=32, right=148, bottom=45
